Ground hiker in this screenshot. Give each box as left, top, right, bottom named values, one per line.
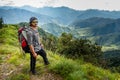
left=26, top=17, right=50, bottom=75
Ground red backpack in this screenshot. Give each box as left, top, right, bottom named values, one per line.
left=18, top=26, right=30, bottom=53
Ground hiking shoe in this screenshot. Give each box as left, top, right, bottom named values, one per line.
left=29, top=70, right=36, bottom=75
left=45, top=62, right=50, bottom=65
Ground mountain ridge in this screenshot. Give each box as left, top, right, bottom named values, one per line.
left=1, top=5, right=120, bottom=25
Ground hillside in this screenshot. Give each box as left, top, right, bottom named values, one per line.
left=19, top=6, right=82, bottom=25
left=0, top=25, right=120, bottom=80
left=0, top=8, right=53, bottom=24
left=68, top=17, right=120, bottom=50
left=20, top=6, right=120, bottom=25
left=0, top=6, right=81, bottom=25
left=41, top=23, right=71, bottom=36
left=70, top=17, right=115, bottom=28
left=73, top=9, right=120, bottom=23
left=1, top=6, right=120, bottom=25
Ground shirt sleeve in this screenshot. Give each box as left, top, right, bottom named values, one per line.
left=26, top=31, right=33, bottom=45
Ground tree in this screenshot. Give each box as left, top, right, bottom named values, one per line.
left=57, top=33, right=73, bottom=53
left=57, top=33, right=102, bottom=65
left=18, top=22, right=29, bottom=27
left=37, top=27, right=58, bottom=52
left=0, top=17, right=4, bottom=29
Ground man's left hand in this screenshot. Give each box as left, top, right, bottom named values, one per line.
left=41, top=44, right=44, bottom=49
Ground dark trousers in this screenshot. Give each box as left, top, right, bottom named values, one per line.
left=30, top=49, right=49, bottom=73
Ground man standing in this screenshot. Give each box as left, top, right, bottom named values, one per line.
left=26, top=17, right=49, bottom=75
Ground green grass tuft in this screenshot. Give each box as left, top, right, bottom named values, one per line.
left=48, top=51, right=120, bottom=80
left=7, top=73, right=29, bottom=80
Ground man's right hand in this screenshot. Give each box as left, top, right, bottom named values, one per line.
left=33, top=52, right=37, bottom=58
left=29, top=45, right=38, bottom=58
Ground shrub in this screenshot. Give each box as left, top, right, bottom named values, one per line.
left=49, top=58, right=79, bottom=77
left=57, top=33, right=102, bottom=65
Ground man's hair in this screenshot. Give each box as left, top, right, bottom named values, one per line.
left=29, top=17, right=38, bottom=24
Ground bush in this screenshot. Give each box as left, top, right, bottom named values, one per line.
left=49, top=58, right=79, bottom=77
left=57, top=33, right=102, bottom=65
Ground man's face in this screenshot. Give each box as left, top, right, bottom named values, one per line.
left=31, top=20, right=38, bottom=27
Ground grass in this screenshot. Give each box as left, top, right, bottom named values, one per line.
left=47, top=51, right=120, bottom=80
left=0, top=25, right=18, bottom=46
left=0, top=44, right=20, bottom=54
left=7, top=73, right=30, bottom=80
left=4, top=45, right=119, bottom=80
left=0, top=25, right=120, bottom=80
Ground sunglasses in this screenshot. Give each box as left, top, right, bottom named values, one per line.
left=32, top=21, right=38, bottom=23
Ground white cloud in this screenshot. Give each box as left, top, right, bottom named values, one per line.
left=0, top=0, right=120, bottom=11
left=0, top=0, right=14, bottom=6
left=52, top=0, right=120, bottom=11
left=8, top=0, right=58, bottom=7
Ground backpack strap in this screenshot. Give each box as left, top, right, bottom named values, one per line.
left=22, top=30, right=27, bottom=41
left=21, top=27, right=32, bottom=41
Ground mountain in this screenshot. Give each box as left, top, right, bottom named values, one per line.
left=89, top=20, right=120, bottom=36
left=41, top=23, right=71, bottom=36
left=1, top=6, right=120, bottom=25
left=70, top=17, right=115, bottom=28
left=0, top=6, right=82, bottom=25
left=0, top=7, right=53, bottom=24
left=69, top=17, right=120, bottom=47
left=20, top=5, right=38, bottom=12
left=0, top=6, right=16, bottom=10
left=95, top=33, right=120, bottom=46
left=72, top=9, right=120, bottom=24
left=20, top=6, right=82, bottom=25
left=21, top=6, right=120, bottom=25
left=70, top=17, right=120, bottom=36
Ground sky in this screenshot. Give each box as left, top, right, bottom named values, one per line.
left=0, top=0, right=120, bottom=11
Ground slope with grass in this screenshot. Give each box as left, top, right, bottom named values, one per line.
left=0, top=25, right=120, bottom=80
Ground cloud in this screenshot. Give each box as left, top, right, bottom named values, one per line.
left=0, top=0, right=120, bottom=11
left=34, top=0, right=58, bottom=7
left=0, top=0, right=14, bottom=6
left=3, top=0, right=58, bottom=7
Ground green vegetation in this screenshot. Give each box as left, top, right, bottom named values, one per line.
left=7, top=73, right=30, bottom=80
left=57, top=33, right=102, bottom=65
left=0, top=24, right=18, bottom=45
left=101, top=50, right=120, bottom=73
left=48, top=51, right=120, bottom=80
left=41, top=23, right=71, bottom=36
left=0, top=17, right=4, bottom=29
left=0, top=24, right=120, bottom=80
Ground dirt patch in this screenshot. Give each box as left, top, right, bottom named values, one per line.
left=30, top=72, right=63, bottom=80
